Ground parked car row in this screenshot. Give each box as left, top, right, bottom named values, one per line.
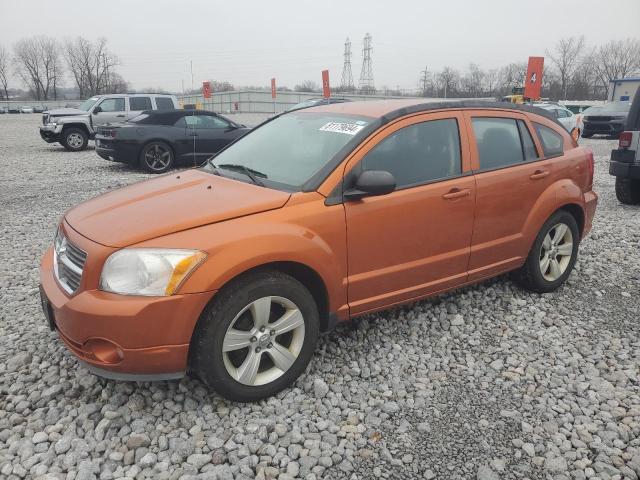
left=609, top=87, right=640, bottom=204
left=39, top=98, right=598, bottom=401
left=0, top=105, right=49, bottom=113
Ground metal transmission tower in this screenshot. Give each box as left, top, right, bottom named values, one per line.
left=358, top=33, right=375, bottom=94
left=339, top=38, right=355, bottom=92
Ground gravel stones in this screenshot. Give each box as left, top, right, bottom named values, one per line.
left=0, top=116, right=639, bottom=479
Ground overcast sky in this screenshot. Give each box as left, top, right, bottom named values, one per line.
left=1, top=0, right=639, bottom=92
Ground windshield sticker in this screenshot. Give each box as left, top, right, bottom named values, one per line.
left=319, top=122, right=365, bottom=135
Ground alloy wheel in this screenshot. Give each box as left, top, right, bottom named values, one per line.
left=222, top=296, right=305, bottom=386
left=539, top=222, right=574, bottom=281
left=67, top=132, right=84, bottom=149
left=144, top=145, right=171, bottom=171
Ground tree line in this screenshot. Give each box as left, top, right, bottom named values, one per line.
left=0, top=36, right=126, bottom=101
left=1, top=35, right=639, bottom=102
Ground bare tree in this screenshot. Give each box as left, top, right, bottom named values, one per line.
left=13, top=36, right=62, bottom=100
left=593, top=38, right=640, bottom=94
left=64, top=36, right=122, bottom=97
left=294, top=80, right=319, bottom=93
left=0, top=45, right=9, bottom=101
left=436, top=67, right=459, bottom=98
left=546, top=36, right=585, bottom=99
left=460, top=63, right=485, bottom=97
left=498, top=62, right=527, bottom=95
left=484, top=68, right=500, bottom=97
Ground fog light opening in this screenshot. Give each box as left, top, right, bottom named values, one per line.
left=84, top=338, right=124, bottom=364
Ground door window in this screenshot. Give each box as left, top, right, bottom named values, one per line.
left=472, top=117, right=525, bottom=170
left=155, top=97, right=175, bottom=111
left=98, top=98, right=125, bottom=112
left=361, top=118, right=461, bottom=189
left=534, top=123, right=564, bottom=157
left=129, top=97, right=152, bottom=111
left=517, top=120, right=538, bottom=161
left=179, top=114, right=230, bottom=129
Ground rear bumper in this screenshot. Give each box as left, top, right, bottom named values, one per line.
left=583, top=191, right=598, bottom=238
left=95, top=139, right=138, bottom=163
left=39, top=245, right=213, bottom=380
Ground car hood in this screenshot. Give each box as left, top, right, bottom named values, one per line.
left=65, top=169, right=291, bottom=248
left=46, top=108, right=89, bottom=117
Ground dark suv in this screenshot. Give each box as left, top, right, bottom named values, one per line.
left=609, top=89, right=640, bottom=203
left=583, top=101, right=632, bottom=138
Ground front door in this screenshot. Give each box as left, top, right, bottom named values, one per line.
left=92, top=98, right=126, bottom=126
left=343, top=112, right=476, bottom=315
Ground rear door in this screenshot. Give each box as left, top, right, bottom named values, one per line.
left=127, top=96, right=153, bottom=119
left=465, top=110, right=557, bottom=281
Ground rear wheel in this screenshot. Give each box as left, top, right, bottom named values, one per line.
left=514, top=210, right=579, bottom=293
left=61, top=128, right=88, bottom=151
left=191, top=270, right=319, bottom=402
left=140, top=141, right=174, bottom=173
left=615, top=177, right=640, bottom=205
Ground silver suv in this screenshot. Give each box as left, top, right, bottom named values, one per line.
left=39, top=93, right=180, bottom=151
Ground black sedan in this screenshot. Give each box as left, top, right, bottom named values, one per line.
left=95, top=110, right=250, bottom=173
left=582, top=101, right=632, bottom=138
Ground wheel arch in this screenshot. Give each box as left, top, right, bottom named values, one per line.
left=61, top=122, right=91, bottom=136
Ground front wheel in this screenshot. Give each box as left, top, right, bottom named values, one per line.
left=140, top=141, right=174, bottom=173
left=191, top=270, right=320, bottom=402
left=615, top=177, right=640, bottom=205
left=61, top=128, right=88, bottom=151
left=514, top=210, right=579, bottom=293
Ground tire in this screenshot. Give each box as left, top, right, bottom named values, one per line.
left=139, top=141, right=174, bottom=174
left=615, top=177, right=640, bottom=205
left=191, top=270, right=320, bottom=402
left=61, top=128, right=89, bottom=151
left=514, top=210, right=580, bottom=293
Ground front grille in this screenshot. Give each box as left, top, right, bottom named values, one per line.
left=54, top=233, right=87, bottom=295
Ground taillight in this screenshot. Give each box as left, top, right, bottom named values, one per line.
left=619, top=131, right=632, bottom=149
left=586, top=148, right=594, bottom=187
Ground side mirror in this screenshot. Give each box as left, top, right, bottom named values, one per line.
left=344, top=170, right=396, bottom=200
left=93, top=106, right=102, bottom=114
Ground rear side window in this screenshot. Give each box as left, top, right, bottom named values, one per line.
left=130, top=97, right=152, bottom=111
left=361, top=118, right=461, bottom=189
left=155, top=97, right=174, bottom=111
left=472, top=118, right=524, bottom=170
left=517, top=120, right=538, bottom=160
left=534, top=123, right=564, bottom=157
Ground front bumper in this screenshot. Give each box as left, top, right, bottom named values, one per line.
left=39, top=124, right=64, bottom=143
left=39, top=229, right=213, bottom=380
left=583, top=121, right=625, bottom=136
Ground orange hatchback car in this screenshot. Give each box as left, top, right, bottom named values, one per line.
left=40, top=100, right=597, bottom=401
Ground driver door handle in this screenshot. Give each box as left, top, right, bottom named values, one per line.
left=530, top=169, right=550, bottom=180
left=442, top=188, right=471, bottom=200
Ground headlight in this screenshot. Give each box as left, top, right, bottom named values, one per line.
left=100, top=249, right=207, bottom=296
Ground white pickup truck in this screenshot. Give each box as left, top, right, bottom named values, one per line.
left=39, top=93, right=179, bottom=152
left=609, top=88, right=640, bottom=204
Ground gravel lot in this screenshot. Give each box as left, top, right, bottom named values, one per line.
left=1, top=113, right=639, bottom=480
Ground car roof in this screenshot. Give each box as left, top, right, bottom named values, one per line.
left=303, top=98, right=559, bottom=123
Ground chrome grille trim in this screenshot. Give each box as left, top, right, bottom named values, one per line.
left=54, top=233, right=87, bottom=295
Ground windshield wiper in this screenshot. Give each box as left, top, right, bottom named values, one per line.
left=213, top=163, right=267, bottom=186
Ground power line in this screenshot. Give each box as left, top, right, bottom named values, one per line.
left=358, top=33, right=375, bottom=94
left=339, top=37, right=355, bottom=92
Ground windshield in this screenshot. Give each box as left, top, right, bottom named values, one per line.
left=203, top=112, right=371, bottom=189
left=78, top=97, right=100, bottom=111
left=599, top=102, right=631, bottom=113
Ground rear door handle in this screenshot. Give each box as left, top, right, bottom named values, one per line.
left=530, top=169, right=550, bottom=180
left=442, top=188, right=471, bottom=200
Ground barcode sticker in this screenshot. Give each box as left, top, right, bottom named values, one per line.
left=319, top=122, right=365, bottom=135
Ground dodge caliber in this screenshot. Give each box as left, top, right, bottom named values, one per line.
left=40, top=100, right=598, bottom=401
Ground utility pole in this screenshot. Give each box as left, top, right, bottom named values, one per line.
left=358, top=33, right=374, bottom=94
left=190, top=60, right=194, bottom=94
left=420, top=65, right=428, bottom=97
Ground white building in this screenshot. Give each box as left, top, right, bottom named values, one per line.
left=608, top=77, right=640, bottom=102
